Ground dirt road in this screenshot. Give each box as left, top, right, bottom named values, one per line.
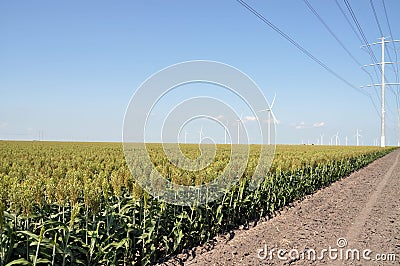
left=162, top=149, right=400, bottom=265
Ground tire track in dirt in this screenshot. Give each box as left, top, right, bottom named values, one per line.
left=345, top=152, right=400, bottom=247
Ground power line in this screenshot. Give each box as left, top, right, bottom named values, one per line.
left=321, top=0, right=398, bottom=145
left=369, top=0, right=393, bottom=70
left=334, top=0, right=364, bottom=44
left=343, top=0, right=399, bottom=122
left=334, top=0, right=383, bottom=110
left=370, top=0, right=398, bottom=79
left=376, top=0, right=400, bottom=146
left=382, top=0, right=400, bottom=94
left=302, top=0, right=363, bottom=66
left=363, top=0, right=397, bottom=88
left=301, top=0, right=381, bottom=117
left=362, top=37, right=400, bottom=147
left=382, top=0, right=394, bottom=42
left=235, top=0, right=372, bottom=97
left=343, top=0, right=380, bottom=65
left=382, top=0, right=399, bottom=68
left=370, top=0, right=384, bottom=37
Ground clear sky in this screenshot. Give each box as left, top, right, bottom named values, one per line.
left=1, top=0, right=400, bottom=145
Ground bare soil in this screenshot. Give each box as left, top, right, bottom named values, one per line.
left=160, top=149, right=400, bottom=265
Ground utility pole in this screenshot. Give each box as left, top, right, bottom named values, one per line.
left=361, top=37, right=400, bottom=148
left=381, top=37, right=386, bottom=147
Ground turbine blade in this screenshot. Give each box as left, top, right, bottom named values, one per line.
left=270, top=110, right=278, bottom=123
left=270, top=93, right=276, bottom=109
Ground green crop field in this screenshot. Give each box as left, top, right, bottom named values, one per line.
left=0, top=141, right=396, bottom=265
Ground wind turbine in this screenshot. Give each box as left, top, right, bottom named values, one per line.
left=334, top=132, right=340, bottom=146
left=355, top=129, right=362, bottom=146
left=185, top=130, right=188, bottom=144
left=258, top=94, right=277, bottom=145
left=224, top=121, right=229, bottom=144
left=236, top=114, right=243, bottom=144
left=199, top=126, right=204, bottom=144
left=345, top=136, right=348, bottom=146
left=320, top=134, right=324, bottom=145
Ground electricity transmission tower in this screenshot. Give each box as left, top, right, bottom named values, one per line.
left=361, top=37, right=400, bottom=147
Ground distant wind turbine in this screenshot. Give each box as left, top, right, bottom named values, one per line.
left=320, top=134, right=324, bottom=145
left=236, top=114, right=243, bottom=144
left=199, top=126, right=204, bottom=144
left=334, top=132, right=340, bottom=146
left=185, top=130, right=188, bottom=144
left=355, top=129, right=362, bottom=146
left=224, top=121, right=229, bottom=144
left=258, top=93, right=277, bottom=145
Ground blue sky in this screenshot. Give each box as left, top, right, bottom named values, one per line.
left=1, top=0, right=400, bottom=145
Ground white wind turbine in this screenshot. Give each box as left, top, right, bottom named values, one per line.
left=199, top=126, right=204, bottom=144
left=224, top=120, right=229, bottom=144
left=258, top=94, right=277, bottom=145
left=236, top=114, right=243, bottom=144
left=355, top=129, right=362, bottom=146
left=320, top=134, right=324, bottom=145
left=184, top=130, right=188, bottom=144
left=345, top=136, right=348, bottom=146
left=334, top=132, right=340, bottom=146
